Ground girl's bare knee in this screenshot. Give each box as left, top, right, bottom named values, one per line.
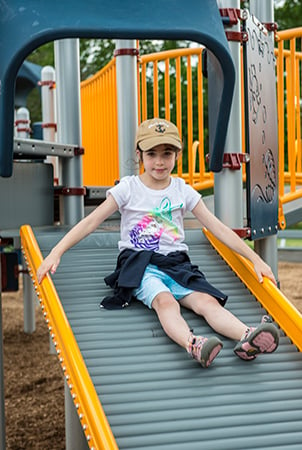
left=199, top=296, right=222, bottom=316
left=152, top=292, right=179, bottom=313
left=182, top=292, right=220, bottom=315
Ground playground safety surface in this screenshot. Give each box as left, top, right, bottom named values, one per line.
left=2, top=261, right=302, bottom=450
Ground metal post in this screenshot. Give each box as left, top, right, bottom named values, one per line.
left=249, top=0, right=278, bottom=279
left=22, top=250, right=36, bottom=334
left=115, top=40, right=139, bottom=178
left=254, top=235, right=278, bottom=280
left=41, top=66, right=62, bottom=347
left=0, top=259, right=6, bottom=450
left=214, top=0, right=243, bottom=229
left=41, top=65, right=59, bottom=183
left=23, top=271, right=36, bottom=334
left=249, top=0, right=274, bottom=25
left=54, top=38, right=87, bottom=447
left=54, top=39, right=84, bottom=225
left=64, top=380, right=89, bottom=450
left=15, top=107, right=31, bottom=139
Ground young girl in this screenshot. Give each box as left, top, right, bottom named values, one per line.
left=37, top=118, right=279, bottom=368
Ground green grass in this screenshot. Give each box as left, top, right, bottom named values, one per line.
left=288, top=222, right=302, bottom=230
left=278, top=239, right=302, bottom=248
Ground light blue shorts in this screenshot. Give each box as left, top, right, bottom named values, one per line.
left=133, top=264, right=194, bottom=309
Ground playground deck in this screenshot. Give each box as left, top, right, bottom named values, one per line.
left=22, top=225, right=302, bottom=450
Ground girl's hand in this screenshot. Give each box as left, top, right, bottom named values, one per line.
left=253, top=259, right=277, bottom=286
left=37, top=253, right=61, bottom=284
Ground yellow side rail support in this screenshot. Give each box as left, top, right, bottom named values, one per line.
left=20, top=225, right=118, bottom=450
left=276, top=28, right=302, bottom=210
left=204, top=227, right=302, bottom=352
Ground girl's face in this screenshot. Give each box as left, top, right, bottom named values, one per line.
left=137, top=144, right=179, bottom=188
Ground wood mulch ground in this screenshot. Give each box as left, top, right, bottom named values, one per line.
left=2, top=261, right=302, bottom=449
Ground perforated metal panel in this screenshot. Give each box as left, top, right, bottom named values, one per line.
left=35, top=227, right=302, bottom=450
left=243, top=12, right=279, bottom=239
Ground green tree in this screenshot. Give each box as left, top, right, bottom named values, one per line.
left=25, top=39, right=188, bottom=122
left=79, top=39, right=187, bottom=80
left=80, top=39, right=115, bottom=79
left=27, top=41, right=55, bottom=67
left=274, top=0, right=302, bottom=31
left=26, top=42, right=55, bottom=123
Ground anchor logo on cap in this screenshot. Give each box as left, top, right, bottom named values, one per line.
left=154, top=123, right=166, bottom=133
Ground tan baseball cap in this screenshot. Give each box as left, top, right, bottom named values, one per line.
left=136, top=118, right=182, bottom=151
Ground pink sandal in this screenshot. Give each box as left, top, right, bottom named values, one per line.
left=187, top=331, right=223, bottom=368
left=234, top=320, right=279, bottom=361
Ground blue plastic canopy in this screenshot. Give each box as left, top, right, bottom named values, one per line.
left=0, top=0, right=235, bottom=176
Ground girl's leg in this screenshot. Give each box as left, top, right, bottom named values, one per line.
left=152, top=291, right=223, bottom=368
left=180, top=292, right=247, bottom=340
left=152, top=291, right=191, bottom=349
left=180, top=292, right=279, bottom=360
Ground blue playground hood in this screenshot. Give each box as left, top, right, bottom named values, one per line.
left=0, top=0, right=235, bottom=176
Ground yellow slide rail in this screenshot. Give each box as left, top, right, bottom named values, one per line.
left=20, top=225, right=118, bottom=450
left=204, top=228, right=302, bottom=352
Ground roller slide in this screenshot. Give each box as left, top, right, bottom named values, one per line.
left=20, top=225, right=302, bottom=450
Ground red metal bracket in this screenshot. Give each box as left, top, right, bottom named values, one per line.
left=205, top=153, right=249, bottom=170
left=225, top=30, right=248, bottom=43
left=57, top=187, right=87, bottom=196
left=233, top=228, right=252, bottom=239
left=74, top=146, right=85, bottom=156
left=219, top=8, right=241, bottom=26
left=263, top=22, right=278, bottom=33
left=41, top=122, right=57, bottom=131
left=15, top=119, right=31, bottom=133
left=38, top=80, right=56, bottom=89
left=114, top=48, right=139, bottom=57
left=15, top=128, right=31, bottom=133
left=222, top=153, right=249, bottom=170
left=15, top=119, right=29, bottom=125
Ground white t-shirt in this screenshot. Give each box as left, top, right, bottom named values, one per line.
left=107, top=175, right=201, bottom=255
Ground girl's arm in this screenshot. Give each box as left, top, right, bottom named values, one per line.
left=192, top=199, right=277, bottom=285
left=37, top=194, right=118, bottom=283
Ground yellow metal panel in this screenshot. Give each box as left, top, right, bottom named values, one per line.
left=81, top=60, right=119, bottom=186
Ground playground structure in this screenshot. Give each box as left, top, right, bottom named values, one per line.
left=80, top=27, right=302, bottom=224
left=1, top=0, right=302, bottom=449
